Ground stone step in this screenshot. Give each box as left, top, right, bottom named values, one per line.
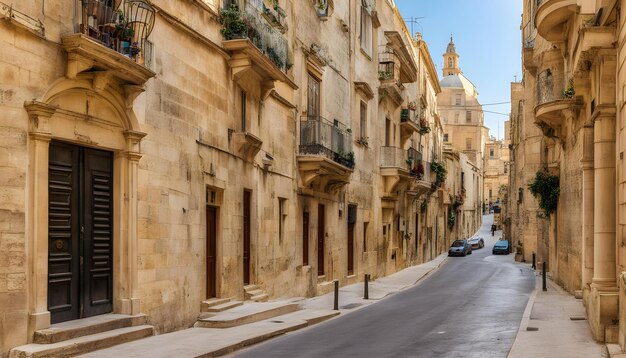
left=9, top=325, right=154, bottom=358
left=250, top=293, right=269, bottom=302
left=243, top=284, right=260, bottom=292
left=204, top=300, right=243, bottom=313
left=201, top=298, right=231, bottom=312
left=195, top=302, right=299, bottom=329
left=273, top=309, right=340, bottom=326
left=245, top=289, right=265, bottom=298
left=33, top=314, right=147, bottom=344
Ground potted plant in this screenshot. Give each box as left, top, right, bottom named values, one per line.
left=130, top=42, right=141, bottom=58
left=220, top=4, right=247, bottom=40
left=400, top=108, right=410, bottom=121
left=316, top=0, right=328, bottom=16
left=405, top=157, right=413, bottom=168
left=561, top=78, right=575, bottom=99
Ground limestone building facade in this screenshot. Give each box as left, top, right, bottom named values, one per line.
left=484, top=137, right=509, bottom=207
left=516, top=0, right=626, bottom=349
left=437, top=38, right=486, bottom=235
left=0, top=0, right=481, bottom=355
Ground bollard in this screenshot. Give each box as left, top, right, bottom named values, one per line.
left=532, top=252, right=536, bottom=270
left=542, top=262, right=547, bottom=291
left=364, top=274, right=369, bottom=300
left=334, top=280, right=339, bottom=310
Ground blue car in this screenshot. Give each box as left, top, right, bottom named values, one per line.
left=492, top=240, right=510, bottom=255
left=448, top=239, right=472, bottom=257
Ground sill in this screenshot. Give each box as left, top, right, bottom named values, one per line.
left=346, top=274, right=356, bottom=279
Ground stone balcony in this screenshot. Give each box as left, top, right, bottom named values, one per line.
left=522, top=21, right=537, bottom=73
left=534, top=69, right=581, bottom=139
left=379, top=146, right=412, bottom=199
left=298, top=116, right=354, bottom=193
left=535, top=0, right=577, bottom=43
left=62, top=0, right=156, bottom=86
left=406, top=148, right=432, bottom=198
left=572, top=26, right=616, bottom=74
left=378, top=49, right=404, bottom=105
left=400, top=109, right=419, bottom=144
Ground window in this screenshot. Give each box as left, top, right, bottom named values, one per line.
left=360, top=2, right=373, bottom=56
left=455, top=94, right=461, bottom=106
left=465, top=138, right=472, bottom=150
left=241, top=91, right=247, bottom=131
left=443, top=134, right=449, bottom=142
left=489, top=189, right=493, bottom=199
left=360, top=101, right=367, bottom=139
left=454, top=112, right=459, bottom=123
left=490, top=148, right=495, bottom=157
left=466, top=110, right=471, bottom=123
left=363, top=222, right=368, bottom=252
left=504, top=164, right=508, bottom=174
left=448, top=58, right=453, bottom=68
left=307, top=73, right=321, bottom=117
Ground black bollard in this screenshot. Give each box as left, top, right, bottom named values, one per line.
left=364, top=274, right=369, bottom=300
left=542, top=262, right=547, bottom=291
left=532, top=252, right=536, bottom=270
left=334, top=280, right=339, bottom=310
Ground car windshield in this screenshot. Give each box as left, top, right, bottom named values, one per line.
left=451, top=240, right=465, bottom=247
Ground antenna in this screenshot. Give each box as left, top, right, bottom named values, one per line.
left=403, top=16, right=425, bottom=35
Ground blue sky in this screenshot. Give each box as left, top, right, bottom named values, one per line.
left=395, top=0, right=523, bottom=139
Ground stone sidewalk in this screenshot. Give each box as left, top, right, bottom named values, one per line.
left=79, top=254, right=448, bottom=357
left=508, top=270, right=606, bottom=358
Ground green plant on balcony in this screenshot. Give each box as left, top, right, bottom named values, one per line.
left=447, top=210, right=456, bottom=229
left=430, top=161, right=447, bottom=187
left=528, top=170, right=560, bottom=215
left=561, top=79, right=575, bottom=99
left=419, top=117, right=431, bottom=134
left=405, top=157, right=413, bottom=168
left=220, top=4, right=247, bottom=40
left=378, top=71, right=393, bottom=80
left=266, top=47, right=285, bottom=70
left=400, top=109, right=410, bottom=121
left=408, top=101, right=417, bottom=111
left=356, top=136, right=369, bottom=147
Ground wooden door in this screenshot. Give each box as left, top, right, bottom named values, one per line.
left=243, top=190, right=251, bottom=285
left=347, top=222, right=354, bottom=276
left=317, top=204, right=325, bottom=276
left=82, top=147, right=113, bottom=318
left=206, top=206, right=217, bottom=298
left=307, top=73, right=320, bottom=118
left=48, top=142, right=113, bottom=324
left=302, top=211, right=309, bottom=266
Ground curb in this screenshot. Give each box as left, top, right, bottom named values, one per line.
left=507, top=275, right=539, bottom=357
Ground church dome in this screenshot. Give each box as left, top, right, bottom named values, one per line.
left=440, top=73, right=478, bottom=97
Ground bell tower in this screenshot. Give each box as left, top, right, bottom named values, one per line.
left=442, top=36, right=461, bottom=77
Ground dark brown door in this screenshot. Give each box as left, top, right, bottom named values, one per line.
left=303, top=211, right=309, bottom=266
left=243, top=190, right=251, bottom=285
left=206, top=206, right=217, bottom=298
left=48, top=141, right=113, bottom=324
left=347, top=205, right=356, bottom=276
left=347, top=222, right=354, bottom=276
left=317, top=204, right=325, bottom=276
left=307, top=73, right=320, bottom=118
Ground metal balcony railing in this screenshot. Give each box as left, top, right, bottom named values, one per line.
left=522, top=21, right=536, bottom=49
left=222, top=0, right=289, bottom=73
left=378, top=47, right=400, bottom=82
left=299, top=116, right=354, bottom=169
left=80, top=0, right=155, bottom=65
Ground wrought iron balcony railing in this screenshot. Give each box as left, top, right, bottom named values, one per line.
left=221, top=0, right=289, bottom=73
left=522, top=21, right=536, bottom=49
left=299, top=116, right=354, bottom=169
left=80, top=0, right=155, bottom=65
left=378, top=47, right=401, bottom=83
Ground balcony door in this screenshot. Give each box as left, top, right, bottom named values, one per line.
left=307, top=73, right=320, bottom=118
left=48, top=141, right=113, bottom=324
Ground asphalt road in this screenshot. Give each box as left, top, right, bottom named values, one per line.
left=235, top=215, right=536, bottom=358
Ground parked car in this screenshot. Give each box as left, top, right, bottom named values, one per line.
left=448, top=239, right=472, bottom=257
left=468, top=237, right=484, bottom=249
left=492, top=240, right=510, bottom=255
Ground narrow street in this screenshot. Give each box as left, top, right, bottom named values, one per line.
left=235, top=215, right=535, bottom=358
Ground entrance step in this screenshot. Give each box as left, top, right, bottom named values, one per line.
left=9, top=325, right=154, bottom=358
left=194, top=302, right=299, bottom=329
left=204, top=300, right=243, bottom=313
left=200, top=298, right=232, bottom=312
left=272, top=309, right=340, bottom=326
left=244, top=284, right=269, bottom=302
left=32, top=314, right=148, bottom=344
